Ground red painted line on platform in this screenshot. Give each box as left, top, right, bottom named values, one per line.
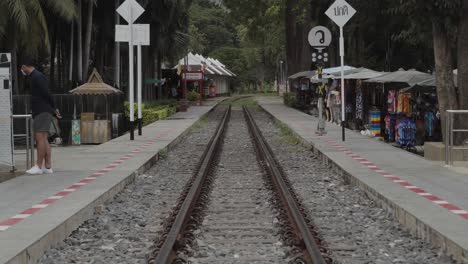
left=304, top=124, right=468, bottom=220
left=0, top=128, right=176, bottom=232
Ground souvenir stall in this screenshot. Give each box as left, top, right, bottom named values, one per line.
left=329, top=68, right=387, bottom=131
left=365, top=69, right=435, bottom=148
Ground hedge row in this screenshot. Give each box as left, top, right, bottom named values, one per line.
left=124, top=102, right=177, bottom=126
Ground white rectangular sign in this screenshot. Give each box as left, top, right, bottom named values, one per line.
left=115, top=24, right=150, bottom=46
left=183, top=72, right=203, bottom=81
left=0, top=53, right=13, bottom=167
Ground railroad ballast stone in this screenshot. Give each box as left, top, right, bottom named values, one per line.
left=38, top=106, right=228, bottom=264
left=250, top=108, right=454, bottom=264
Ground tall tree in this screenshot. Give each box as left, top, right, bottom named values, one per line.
left=83, top=0, right=95, bottom=80
left=396, top=0, right=461, bottom=141
left=458, top=0, right=468, bottom=111
left=77, top=0, right=83, bottom=82
left=0, top=0, right=76, bottom=93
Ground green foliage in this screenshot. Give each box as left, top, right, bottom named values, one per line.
left=0, top=0, right=76, bottom=55
left=275, top=121, right=301, bottom=145
left=230, top=97, right=259, bottom=109
left=187, top=90, right=200, bottom=102
left=187, top=0, right=285, bottom=90
left=124, top=102, right=177, bottom=126
left=283, top=92, right=297, bottom=108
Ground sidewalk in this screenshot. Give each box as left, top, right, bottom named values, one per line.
left=0, top=104, right=216, bottom=264
left=257, top=96, right=468, bottom=263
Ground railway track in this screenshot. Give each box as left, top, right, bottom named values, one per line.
left=148, top=105, right=330, bottom=264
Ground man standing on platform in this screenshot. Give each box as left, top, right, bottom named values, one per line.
left=22, top=59, right=61, bottom=175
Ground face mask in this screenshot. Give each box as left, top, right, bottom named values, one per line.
left=21, top=69, right=27, bottom=76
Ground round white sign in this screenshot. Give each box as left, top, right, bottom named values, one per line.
left=308, top=26, right=332, bottom=48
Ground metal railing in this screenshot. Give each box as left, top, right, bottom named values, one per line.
left=12, top=114, right=34, bottom=170
left=445, top=110, right=468, bottom=166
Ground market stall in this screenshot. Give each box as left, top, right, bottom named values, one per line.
left=69, top=69, right=122, bottom=144
left=365, top=69, right=436, bottom=147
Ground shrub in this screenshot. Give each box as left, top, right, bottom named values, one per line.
left=283, top=92, right=297, bottom=108
left=124, top=102, right=178, bottom=126
left=142, top=109, right=160, bottom=125
left=187, top=90, right=200, bottom=102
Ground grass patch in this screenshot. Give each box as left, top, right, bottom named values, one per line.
left=231, top=97, right=260, bottom=111
left=275, top=121, right=301, bottom=145
left=158, top=148, right=168, bottom=159
left=189, top=115, right=208, bottom=133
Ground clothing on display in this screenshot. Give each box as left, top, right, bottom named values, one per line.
left=425, top=112, right=435, bottom=137
left=355, top=82, right=363, bottom=120
left=396, top=118, right=416, bottom=147
left=397, top=92, right=411, bottom=115
left=369, top=109, right=381, bottom=137
left=387, top=90, right=397, bottom=113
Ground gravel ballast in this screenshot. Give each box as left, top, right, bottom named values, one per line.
left=38, top=107, right=227, bottom=264
left=250, top=108, right=454, bottom=264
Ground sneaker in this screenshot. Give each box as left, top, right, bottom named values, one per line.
left=43, top=168, right=54, bottom=174
left=26, top=165, right=43, bottom=175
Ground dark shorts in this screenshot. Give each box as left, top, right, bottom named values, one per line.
left=33, top=112, right=57, bottom=136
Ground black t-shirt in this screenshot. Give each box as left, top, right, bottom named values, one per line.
left=30, top=69, right=56, bottom=117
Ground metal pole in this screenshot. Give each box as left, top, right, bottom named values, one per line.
left=450, top=112, right=454, bottom=166
left=445, top=111, right=450, bottom=166
left=137, top=44, right=142, bottom=136
left=129, top=9, right=135, bottom=140
left=339, top=26, right=346, bottom=142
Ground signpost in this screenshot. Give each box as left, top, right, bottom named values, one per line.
left=116, top=0, right=148, bottom=139
left=326, top=0, right=356, bottom=142
left=308, top=26, right=332, bottom=136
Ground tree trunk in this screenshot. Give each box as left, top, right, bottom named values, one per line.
left=77, top=0, right=83, bottom=83
left=69, top=22, right=74, bottom=83
left=458, top=0, right=468, bottom=110
left=114, top=0, right=121, bottom=88
left=11, top=29, right=19, bottom=95
left=455, top=0, right=468, bottom=144
left=49, top=22, right=58, bottom=92
left=432, top=21, right=458, bottom=142
left=83, top=0, right=94, bottom=80
left=285, top=0, right=311, bottom=76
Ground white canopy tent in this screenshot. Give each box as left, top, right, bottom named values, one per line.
left=334, top=68, right=387, bottom=80
left=365, top=69, right=432, bottom=86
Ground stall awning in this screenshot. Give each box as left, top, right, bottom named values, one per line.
left=288, top=71, right=316, bottom=79
left=334, top=68, right=387, bottom=80
left=365, top=69, right=432, bottom=86
left=70, top=69, right=122, bottom=95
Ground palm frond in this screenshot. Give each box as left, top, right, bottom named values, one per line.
left=3, top=0, right=29, bottom=33
left=39, top=0, right=77, bottom=20
left=29, top=0, right=50, bottom=48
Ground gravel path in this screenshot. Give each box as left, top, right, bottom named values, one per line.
left=182, top=109, right=289, bottom=264
left=250, top=108, right=454, bottom=264
left=38, top=106, right=227, bottom=264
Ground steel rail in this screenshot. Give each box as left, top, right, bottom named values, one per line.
left=243, top=106, right=327, bottom=264
left=149, top=106, right=231, bottom=264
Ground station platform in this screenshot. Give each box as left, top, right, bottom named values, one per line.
left=0, top=103, right=217, bottom=264
left=257, top=97, right=468, bottom=263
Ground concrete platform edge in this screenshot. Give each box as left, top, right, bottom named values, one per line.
left=258, top=104, right=468, bottom=263
left=5, top=107, right=216, bottom=264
